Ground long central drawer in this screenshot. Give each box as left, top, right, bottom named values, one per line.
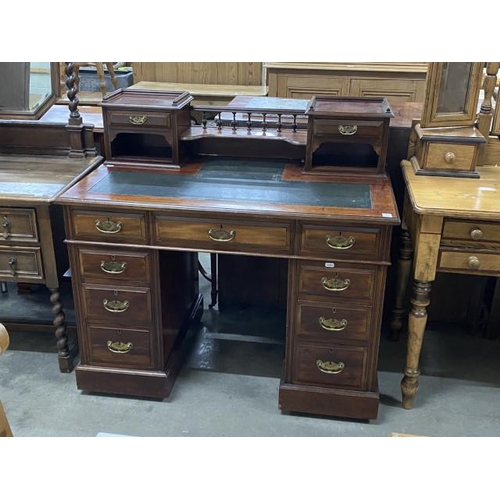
left=153, top=215, right=292, bottom=255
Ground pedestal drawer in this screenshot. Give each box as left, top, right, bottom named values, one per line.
left=82, top=285, right=152, bottom=325
left=70, top=209, right=148, bottom=244
left=77, top=247, right=152, bottom=284
left=0, top=208, right=38, bottom=243
left=297, top=301, right=371, bottom=343
left=0, top=248, right=43, bottom=281
left=154, top=215, right=291, bottom=254
left=299, top=223, right=383, bottom=260
left=294, top=343, right=367, bottom=389
left=86, top=325, right=153, bottom=369
left=298, top=261, right=376, bottom=301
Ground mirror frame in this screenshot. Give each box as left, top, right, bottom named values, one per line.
left=420, top=62, right=484, bottom=128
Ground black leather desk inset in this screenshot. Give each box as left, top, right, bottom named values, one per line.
left=90, top=160, right=372, bottom=209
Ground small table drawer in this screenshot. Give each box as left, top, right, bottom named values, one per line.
left=425, top=142, right=477, bottom=173
left=86, top=325, right=153, bottom=370
left=299, top=223, right=383, bottom=260
left=0, top=248, right=43, bottom=281
left=298, top=261, right=376, bottom=300
left=438, top=250, right=500, bottom=275
left=83, top=285, right=152, bottom=325
left=297, top=301, right=372, bottom=343
left=313, top=119, right=384, bottom=139
left=77, top=247, right=152, bottom=284
left=442, top=220, right=500, bottom=248
left=70, top=209, right=148, bottom=244
left=0, top=208, right=38, bottom=243
left=294, top=343, right=368, bottom=390
left=107, top=111, right=172, bottom=129
left=154, top=215, right=292, bottom=254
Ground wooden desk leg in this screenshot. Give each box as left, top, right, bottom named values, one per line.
left=50, top=288, right=74, bottom=373
left=401, top=279, right=432, bottom=409
left=390, top=228, right=413, bottom=341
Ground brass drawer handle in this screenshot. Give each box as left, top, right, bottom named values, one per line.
left=469, top=228, right=483, bottom=240
left=103, top=298, right=130, bottom=313
left=467, top=256, right=480, bottom=269
left=107, top=340, right=133, bottom=354
left=95, top=218, right=123, bottom=234
left=100, top=260, right=127, bottom=274
left=444, top=152, right=456, bottom=164
left=319, top=316, right=348, bottom=331
left=321, top=276, right=351, bottom=292
left=8, top=257, right=17, bottom=276
left=208, top=228, right=236, bottom=242
left=338, top=124, right=357, bottom=136
left=325, top=234, right=355, bottom=250
left=316, top=359, right=345, bottom=374
left=129, top=115, right=148, bottom=125
left=2, top=218, right=11, bottom=240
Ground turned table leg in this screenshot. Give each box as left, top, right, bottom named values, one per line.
left=401, top=280, right=432, bottom=409
left=390, top=228, right=413, bottom=341
left=50, top=288, right=75, bottom=373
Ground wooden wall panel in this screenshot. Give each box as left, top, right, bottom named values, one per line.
left=132, top=62, right=263, bottom=85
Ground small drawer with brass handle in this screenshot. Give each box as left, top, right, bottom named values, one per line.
left=86, top=326, right=154, bottom=369
left=70, top=209, right=147, bottom=243
left=298, top=261, right=376, bottom=300
left=294, top=343, right=367, bottom=389
left=438, top=250, right=500, bottom=274
left=208, top=227, right=236, bottom=242
left=0, top=208, right=38, bottom=243
left=76, top=248, right=152, bottom=284
left=297, top=301, right=371, bottom=343
left=299, top=223, right=382, bottom=259
left=83, top=285, right=152, bottom=325
left=313, top=119, right=383, bottom=139
left=0, top=248, right=43, bottom=281
left=107, top=111, right=172, bottom=129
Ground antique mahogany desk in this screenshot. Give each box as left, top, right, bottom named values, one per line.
left=56, top=90, right=399, bottom=420
left=391, top=160, right=500, bottom=409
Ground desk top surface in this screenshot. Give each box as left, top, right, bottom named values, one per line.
left=402, top=160, right=500, bottom=219
left=57, top=160, right=399, bottom=225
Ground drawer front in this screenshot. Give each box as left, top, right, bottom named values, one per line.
left=297, top=301, right=371, bottom=343
left=0, top=248, right=43, bottom=280
left=313, top=119, right=384, bottom=139
left=442, top=220, right=500, bottom=249
left=77, top=247, right=152, bottom=284
left=299, top=223, right=382, bottom=260
left=70, top=210, right=147, bottom=244
left=107, top=111, right=172, bottom=129
left=439, top=250, right=500, bottom=275
left=85, top=325, right=153, bottom=370
left=0, top=208, right=38, bottom=243
left=83, top=285, right=152, bottom=325
left=298, top=261, right=376, bottom=300
left=425, top=143, right=476, bottom=172
left=294, top=343, right=367, bottom=389
left=154, top=216, right=292, bottom=254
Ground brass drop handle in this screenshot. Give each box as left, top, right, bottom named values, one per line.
left=316, top=359, right=345, bottom=374
left=208, top=227, right=236, bottom=242
left=100, top=260, right=127, bottom=274
left=107, top=341, right=133, bottom=354
left=103, top=298, right=130, bottom=313
left=95, top=218, right=123, bottom=234
left=129, top=115, right=148, bottom=125
left=325, top=234, right=355, bottom=250
left=2, top=218, right=11, bottom=240
left=469, top=228, right=483, bottom=240
left=467, top=256, right=480, bottom=269
left=8, top=257, right=17, bottom=276
left=319, top=316, right=348, bottom=331
left=338, top=124, right=358, bottom=136
left=321, top=276, right=351, bottom=292
left=444, top=152, right=456, bottom=164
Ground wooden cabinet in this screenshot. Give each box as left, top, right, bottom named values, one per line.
left=266, top=62, right=428, bottom=103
